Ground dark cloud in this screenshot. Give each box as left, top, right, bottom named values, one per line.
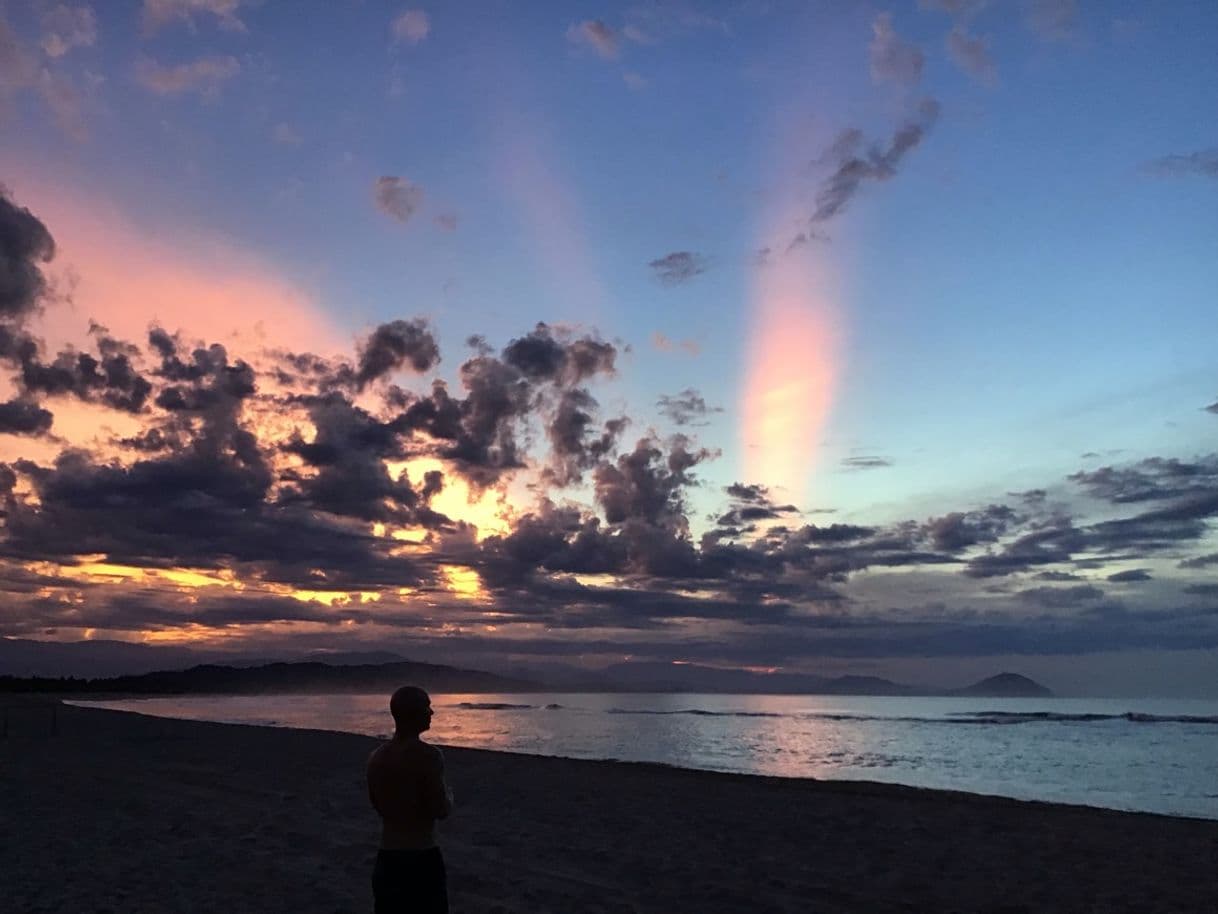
left=657, top=388, right=722, bottom=427
left=725, top=483, right=770, bottom=503
left=965, top=519, right=1084, bottom=577
left=353, top=319, right=440, bottom=390
left=870, top=13, right=924, bottom=86
left=648, top=251, right=709, bottom=285
left=1205, top=399, right=1218, bottom=415
left=0, top=188, right=56, bottom=321
left=1016, top=584, right=1105, bottom=608
left=923, top=505, right=1017, bottom=552
left=811, top=99, right=940, bottom=228
left=1107, top=569, right=1152, bottom=583
left=374, top=176, right=424, bottom=222
left=4, top=189, right=1218, bottom=671
left=1034, top=570, right=1083, bottom=582
left=1183, top=583, right=1218, bottom=599
left=595, top=435, right=714, bottom=532
left=1179, top=553, right=1218, bottom=570
left=14, top=329, right=154, bottom=414
left=1069, top=456, right=1218, bottom=504
left=544, top=389, right=626, bottom=487
left=1140, top=148, right=1218, bottom=179
left=713, top=482, right=800, bottom=531
left=842, top=455, right=893, bottom=470
left=0, top=398, right=53, bottom=435
left=502, top=323, right=616, bottom=385
left=280, top=392, right=449, bottom=527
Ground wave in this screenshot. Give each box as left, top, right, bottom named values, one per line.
left=605, top=707, right=1218, bottom=726
left=607, top=708, right=788, bottom=718
left=947, top=711, right=1218, bottom=726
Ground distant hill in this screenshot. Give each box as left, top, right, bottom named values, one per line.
left=0, top=637, right=1055, bottom=698
left=950, top=673, right=1054, bottom=698
left=598, top=661, right=917, bottom=695
left=0, top=659, right=543, bottom=696
left=0, top=638, right=418, bottom=678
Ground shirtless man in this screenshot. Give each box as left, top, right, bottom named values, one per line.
left=367, top=686, right=453, bottom=914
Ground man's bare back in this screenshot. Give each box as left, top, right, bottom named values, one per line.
left=368, top=737, right=453, bottom=850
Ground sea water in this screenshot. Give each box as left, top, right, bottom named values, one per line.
left=76, top=692, right=1218, bottom=819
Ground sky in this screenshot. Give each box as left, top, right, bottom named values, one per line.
left=1, top=0, right=1216, bottom=695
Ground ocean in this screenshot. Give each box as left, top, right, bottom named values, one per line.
left=76, top=692, right=1218, bottom=820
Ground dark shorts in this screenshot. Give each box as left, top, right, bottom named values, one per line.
left=372, top=847, right=448, bottom=914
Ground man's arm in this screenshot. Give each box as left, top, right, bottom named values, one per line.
left=420, top=746, right=453, bottom=820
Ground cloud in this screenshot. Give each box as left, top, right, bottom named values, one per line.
left=391, top=9, right=430, bottom=45
left=842, top=455, right=893, bottom=470
left=4, top=191, right=1218, bottom=668
left=1024, top=0, right=1076, bottom=41
left=810, top=98, right=940, bottom=228
left=1206, top=399, right=1218, bottom=414
left=1069, top=456, right=1218, bottom=504
left=141, top=0, right=245, bottom=36
left=1180, top=553, right=1218, bottom=569
left=1143, top=149, right=1218, bottom=180
left=1016, top=584, right=1105, bottom=608
left=352, top=319, right=440, bottom=390
left=41, top=4, right=97, bottom=59
left=433, top=212, right=458, bottom=232
left=648, top=251, right=708, bottom=285
left=0, top=189, right=57, bottom=321
left=1183, top=583, right=1218, bottom=598
left=374, top=176, right=424, bottom=223
left=1, top=18, right=88, bottom=140
left=651, top=332, right=700, bottom=356
left=623, top=71, right=647, bottom=91
left=946, top=25, right=996, bottom=84
left=567, top=20, right=619, bottom=60
left=870, top=13, right=924, bottom=86
left=657, top=389, right=722, bottom=427
left=1107, top=569, right=1151, bottom=583
left=135, top=56, right=240, bottom=97
left=923, top=505, right=1017, bottom=552
left=0, top=398, right=54, bottom=435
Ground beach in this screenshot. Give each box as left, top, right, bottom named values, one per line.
left=3, top=700, right=1217, bottom=913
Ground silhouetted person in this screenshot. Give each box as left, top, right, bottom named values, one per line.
left=367, top=686, right=453, bottom=914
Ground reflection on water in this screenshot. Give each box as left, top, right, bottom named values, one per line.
left=75, top=692, right=1218, bottom=819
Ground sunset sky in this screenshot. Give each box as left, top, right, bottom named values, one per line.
left=1, top=0, right=1216, bottom=694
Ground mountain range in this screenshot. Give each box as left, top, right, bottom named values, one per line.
left=0, top=638, right=1053, bottom=697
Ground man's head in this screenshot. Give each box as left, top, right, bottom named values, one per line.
left=390, top=685, right=433, bottom=735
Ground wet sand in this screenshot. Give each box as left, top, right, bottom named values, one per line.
left=3, top=699, right=1216, bottom=913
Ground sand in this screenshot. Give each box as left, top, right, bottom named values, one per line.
left=3, top=699, right=1217, bottom=913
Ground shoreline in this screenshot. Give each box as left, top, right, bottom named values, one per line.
left=5, top=701, right=1218, bottom=912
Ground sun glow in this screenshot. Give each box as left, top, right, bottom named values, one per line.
left=741, top=236, right=838, bottom=507
left=441, top=565, right=485, bottom=601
